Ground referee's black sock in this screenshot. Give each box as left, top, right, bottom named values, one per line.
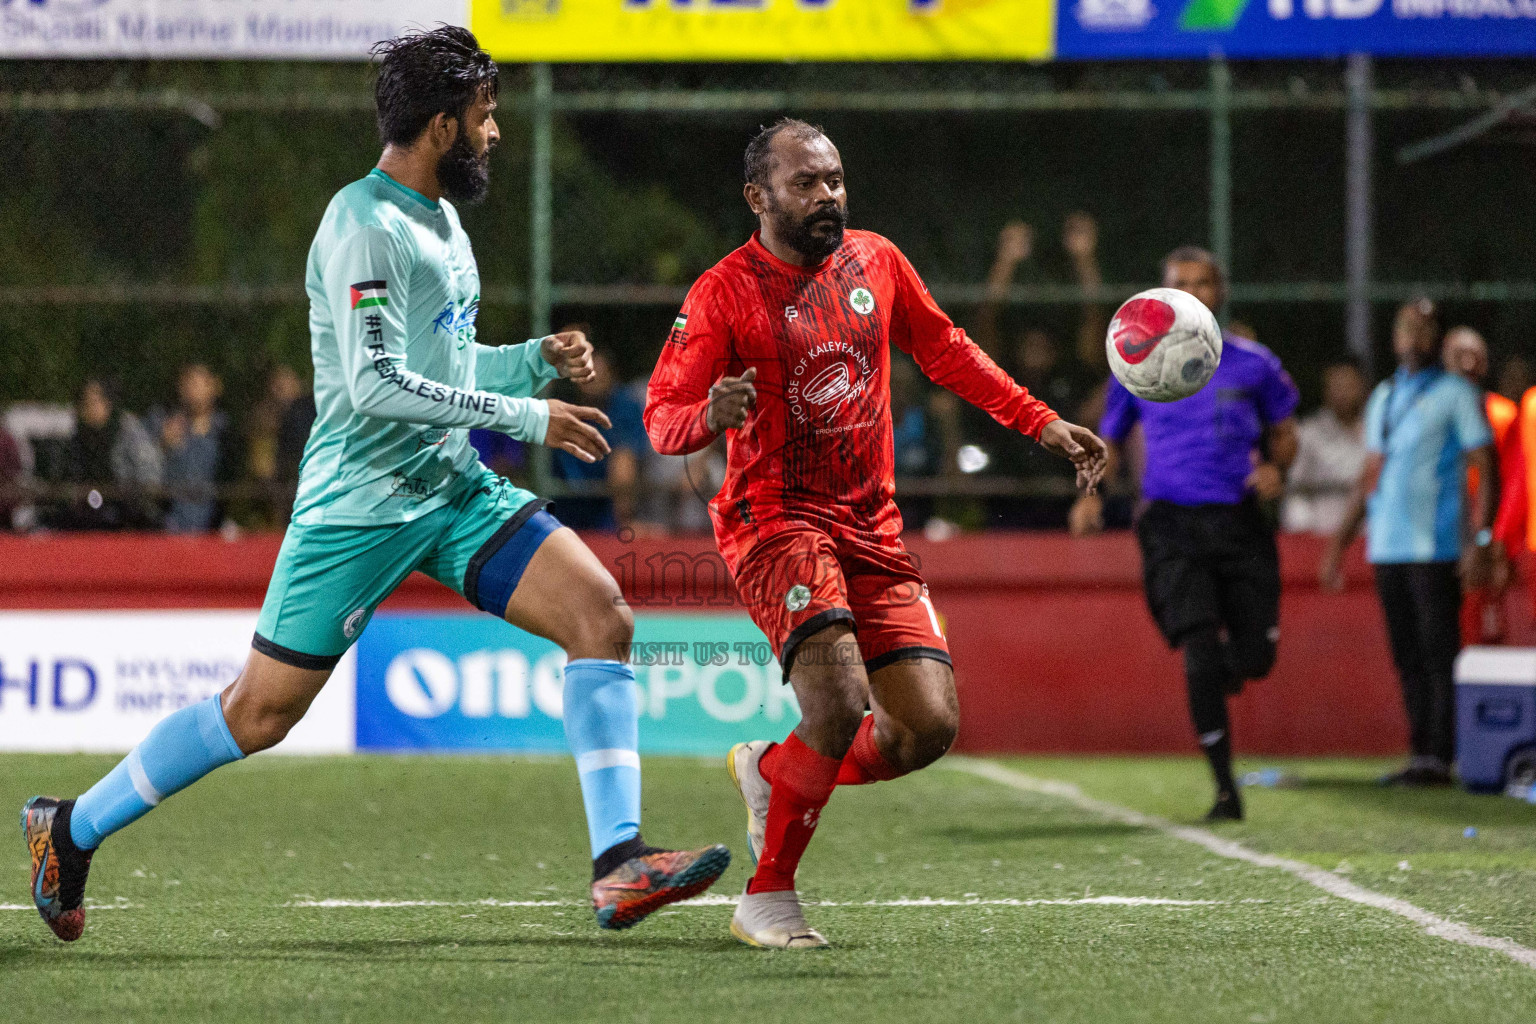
left=1184, top=627, right=1238, bottom=800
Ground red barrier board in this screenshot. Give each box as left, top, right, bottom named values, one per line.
left=4, top=531, right=1530, bottom=756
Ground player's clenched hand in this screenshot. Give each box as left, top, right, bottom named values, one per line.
left=541, top=330, right=596, bottom=384
left=543, top=399, right=611, bottom=464
left=705, top=367, right=757, bottom=434
left=1039, top=420, right=1109, bottom=494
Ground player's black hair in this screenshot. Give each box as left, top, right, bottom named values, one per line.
left=744, top=117, right=828, bottom=187
left=1161, top=246, right=1227, bottom=289
left=370, top=26, right=499, bottom=148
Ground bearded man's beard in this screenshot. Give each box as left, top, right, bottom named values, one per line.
left=438, top=131, right=492, bottom=206
left=770, top=198, right=847, bottom=263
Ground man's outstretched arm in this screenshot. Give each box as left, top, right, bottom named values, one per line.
left=474, top=329, right=597, bottom=398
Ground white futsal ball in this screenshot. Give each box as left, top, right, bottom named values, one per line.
left=1105, top=287, right=1222, bottom=403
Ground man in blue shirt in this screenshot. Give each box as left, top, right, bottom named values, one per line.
left=1073, top=247, right=1299, bottom=821
left=1323, top=298, right=1497, bottom=787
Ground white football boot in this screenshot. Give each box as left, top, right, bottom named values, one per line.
left=725, top=740, right=772, bottom=865
left=730, top=888, right=829, bottom=949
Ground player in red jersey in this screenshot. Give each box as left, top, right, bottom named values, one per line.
left=644, top=119, right=1108, bottom=948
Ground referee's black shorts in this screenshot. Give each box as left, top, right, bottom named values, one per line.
left=1135, top=498, right=1281, bottom=654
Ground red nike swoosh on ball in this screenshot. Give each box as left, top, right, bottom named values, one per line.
left=1111, top=297, right=1178, bottom=366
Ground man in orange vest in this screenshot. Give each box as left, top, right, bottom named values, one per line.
left=1493, top=383, right=1536, bottom=623
left=1443, top=327, right=1521, bottom=643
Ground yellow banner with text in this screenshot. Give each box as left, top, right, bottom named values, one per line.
left=471, top=0, right=1054, bottom=62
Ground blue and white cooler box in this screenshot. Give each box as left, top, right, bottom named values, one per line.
left=1455, top=646, right=1536, bottom=793
left=355, top=613, right=799, bottom=754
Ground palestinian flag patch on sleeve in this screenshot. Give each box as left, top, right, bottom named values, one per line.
left=666, top=313, right=688, bottom=347
left=350, top=281, right=389, bottom=309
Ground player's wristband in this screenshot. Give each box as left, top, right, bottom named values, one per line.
left=1474, top=528, right=1494, bottom=549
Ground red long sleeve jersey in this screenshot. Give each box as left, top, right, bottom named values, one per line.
left=644, top=230, right=1059, bottom=568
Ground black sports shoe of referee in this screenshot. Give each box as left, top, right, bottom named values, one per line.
left=1071, top=247, right=1301, bottom=821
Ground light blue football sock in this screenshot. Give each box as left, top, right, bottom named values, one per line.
left=562, top=659, right=642, bottom=859
left=70, top=695, right=245, bottom=851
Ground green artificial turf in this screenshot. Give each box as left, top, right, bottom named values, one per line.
left=4, top=753, right=1536, bottom=1023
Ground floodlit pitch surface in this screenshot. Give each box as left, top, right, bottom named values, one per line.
left=5, top=754, right=1536, bottom=1022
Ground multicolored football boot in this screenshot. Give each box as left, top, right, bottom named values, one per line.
left=21, top=797, right=95, bottom=942
left=591, top=844, right=731, bottom=930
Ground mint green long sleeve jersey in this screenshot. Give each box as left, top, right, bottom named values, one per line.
left=293, top=168, right=558, bottom=526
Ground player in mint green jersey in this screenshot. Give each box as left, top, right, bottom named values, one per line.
left=21, top=26, right=728, bottom=944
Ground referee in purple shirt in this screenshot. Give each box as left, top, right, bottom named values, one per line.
left=1071, top=247, right=1300, bottom=821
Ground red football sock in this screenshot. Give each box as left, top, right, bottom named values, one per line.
left=835, top=715, right=903, bottom=786
left=749, top=733, right=841, bottom=894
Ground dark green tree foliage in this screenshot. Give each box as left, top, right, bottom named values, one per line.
left=0, top=61, right=725, bottom=410
left=1, top=58, right=1533, bottom=417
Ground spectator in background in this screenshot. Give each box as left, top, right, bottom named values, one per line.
left=247, top=366, right=303, bottom=484
left=974, top=215, right=1104, bottom=407
left=1060, top=213, right=1113, bottom=419
left=973, top=216, right=1104, bottom=528
left=155, top=363, right=232, bottom=534
left=1442, top=327, right=1522, bottom=644
left=1013, top=329, right=1082, bottom=419
left=246, top=365, right=308, bottom=527
left=890, top=355, right=943, bottom=478
left=552, top=330, right=646, bottom=532
left=0, top=420, right=23, bottom=530
left=636, top=433, right=726, bottom=535
left=1283, top=362, right=1369, bottom=535
left=275, top=372, right=317, bottom=508
left=973, top=220, right=1032, bottom=362
left=1489, top=347, right=1535, bottom=602
left=1494, top=376, right=1536, bottom=626
left=627, top=344, right=723, bottom=536
left=1322, top=299, right=1497, bottom=788
left=59, top=378, right=162, bottom=530
left=889, top=355, right=947, bottom=531
left=1063, top=211, right=1110, bottom=374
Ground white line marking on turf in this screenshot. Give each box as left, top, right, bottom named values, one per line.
left=950, top=758, right=1536, bottom=971
left=283, top=895, right=1220, bottom=909
left=0, top=903, right=133, bottom=911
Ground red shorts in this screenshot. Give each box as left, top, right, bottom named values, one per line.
left=733, top=524, right=950, bottom=679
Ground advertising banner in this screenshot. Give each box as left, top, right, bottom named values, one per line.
left=0, top=611, right=354, bottom=753
left=355, top=612, right=799, bottom=755
left=0, top=0, right=468, bottom=59
left=1057, top=0, right=1536, bottom=58
left=469, top=0, right=1053, bottom=62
